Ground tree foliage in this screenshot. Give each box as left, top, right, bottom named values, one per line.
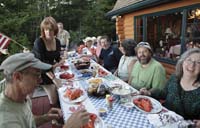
left=0, top=0, right=116, bottom=54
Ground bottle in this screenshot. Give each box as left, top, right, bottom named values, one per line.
left=63, top=47, right=68, bottom=59
left=106, top=94, right=113, bottom=110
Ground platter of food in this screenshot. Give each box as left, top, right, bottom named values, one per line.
left=132, top=95, right=162, bottom=114
left=88, top=77, right=104, bottom=85
left=74, top=60, right=90, bottom=70
left=81, top=113, right=104, bottom=128
left=97, top=68, right=109, bottom=77
left=87, top=77, right=109, bottom=97
left=58, top=72, right=75, bottom=80
left=62, top=87, right=87, bottom=104
left=60, top=65, right=69, bottom=70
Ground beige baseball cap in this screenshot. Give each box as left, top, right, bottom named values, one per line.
left=135, top=42, right=153, bottom=52
left=0, top=52, right=52, bottom=75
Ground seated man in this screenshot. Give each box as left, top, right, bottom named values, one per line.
left=0, top=53, right=89, bottom=128
left=128, top=42, right=166, bottom=93
left=99, top=35, right=123, bottom=73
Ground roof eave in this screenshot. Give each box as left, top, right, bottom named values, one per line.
left=106, top=0, right=177, bottom=18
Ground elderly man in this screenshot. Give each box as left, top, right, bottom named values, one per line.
left=128, top=42, right=166, bottom=94
left=99, top=35, right=123, bottom=73
left=0, top=53, right=89, bottom=128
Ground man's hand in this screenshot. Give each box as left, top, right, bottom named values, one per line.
left=63, top=109, right=90, bottom=128
left=47, top=108, right=63, bottom=120
left=34, top=108, right=62, bottom=126
left=139, top=87, right=151, bottom=96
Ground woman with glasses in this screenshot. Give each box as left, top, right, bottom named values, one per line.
left=32, top=16, right=63, bottom=107
left=140, top=48, right=200, bottom=125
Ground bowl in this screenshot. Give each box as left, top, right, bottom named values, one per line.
left=98, top=107, right=107, bottom=116
left=122, top=102, right=134, bottom=110
left=79, top=69, right=93, bottom=77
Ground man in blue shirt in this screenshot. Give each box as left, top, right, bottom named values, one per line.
left=99, top=36, right=123, bottom=73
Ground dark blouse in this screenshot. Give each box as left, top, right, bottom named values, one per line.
left=32, top=37, right=61, bottom=84
left=152, top=74, right=200, bottom=120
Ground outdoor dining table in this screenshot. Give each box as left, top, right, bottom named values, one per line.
left=56, top=55, right=155, bottom=128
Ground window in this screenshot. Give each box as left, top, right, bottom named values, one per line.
left=185, top=8, right=200, bottom=50
left=135, top=6, right=200, bottom=63
left=147, top=12, right=182, bottom=61
left=135, top=16, right=143, bottom=43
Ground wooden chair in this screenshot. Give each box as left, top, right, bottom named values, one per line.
left=0, top=79, right=6, bottom=93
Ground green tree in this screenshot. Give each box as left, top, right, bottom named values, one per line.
left=0, top=0, right=117, bottom=53
left=0, top=0, right=44, bottom=54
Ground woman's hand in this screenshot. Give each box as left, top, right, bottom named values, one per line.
left=52, top=59, right=65, bottom=70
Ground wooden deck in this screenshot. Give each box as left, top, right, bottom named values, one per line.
left=31, top=96, right=62, bottom=128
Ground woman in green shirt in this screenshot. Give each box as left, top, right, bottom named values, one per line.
left=140, top=48, right=200, bottom=125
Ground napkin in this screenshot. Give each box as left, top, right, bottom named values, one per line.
left=147, top=110, right=194, bottom=128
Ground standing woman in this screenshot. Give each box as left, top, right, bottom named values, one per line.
left=32, top=16, right=63, bottom=107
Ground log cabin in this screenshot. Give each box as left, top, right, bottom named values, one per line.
left=106, top=0, right=200, bottom=79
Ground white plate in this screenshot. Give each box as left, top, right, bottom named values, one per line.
left=132, top=95, right=162, bottom=114
left=55, top=71, right=74, bottom=79
left=111, top=85, right=136, bottom=96
left=83, top=115, right=104, bottom=128
left=67, top=104, right=86, bottom=114
left=62, top=89, right=88, bottom=104
left=94, top=116, right=105, bottom=128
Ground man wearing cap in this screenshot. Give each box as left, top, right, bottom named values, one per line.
left=128, top=42, right=166, bottom=94
left=0, top=53, right=90, bottom=128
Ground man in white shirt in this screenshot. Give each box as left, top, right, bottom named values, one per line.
left=57, top=22, right=70, bottom=50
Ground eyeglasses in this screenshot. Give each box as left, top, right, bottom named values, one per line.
left=185, top=58, right=200, bottom=66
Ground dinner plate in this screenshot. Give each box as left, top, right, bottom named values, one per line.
left=68, top=104, right=86, bottom=114
left=132, top=95, right=162, bottom=114
left=83, top=115, right=105, bottom=128
left=111, top=85, right=135, bottom=96
left=94, top=116, right=105, bottom=128
left=55, top=71, right=75, bottom=80
left=62, top=88, right=88, bottom=104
